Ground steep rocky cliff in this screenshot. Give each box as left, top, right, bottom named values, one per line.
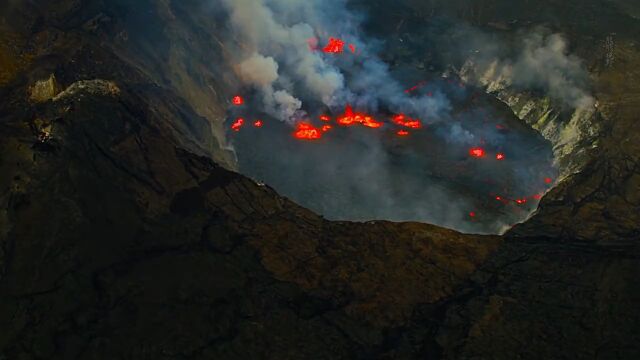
left=0, top=0, right=638, bottom=359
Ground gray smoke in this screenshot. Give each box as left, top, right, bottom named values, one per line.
left=220, top=0, right=450, bottom=124
left=456, top=27, right=595, bottom=110
left=510, top=32, right=594, bottom=109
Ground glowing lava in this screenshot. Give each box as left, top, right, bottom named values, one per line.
left=469, top=147, right=485, bottom=158
left=544, top=177, right=553, bottom=184
left=322, top=125, right=333, bottom=132
left=319, top=115, right=331, bottom=122
left=254, top=120, right=263, bottom=128
left=323, top=37, right=345, bottom=53
left=232, top=96, right=244, bottom=106
left=337, top=105, right=383, bottom=128
left=397, top=130, right=410, bottom=136
left=496, top=153, right=505, bottom=161
left=294, top=122, right=322, bottom=140
left=392, top=114, right=423, bottom=129
left=404, top=80, right=427, bottom=94
left=515, top=198, right=527, bottom=205
left=231, top=118, right=244, bottom=132
left=348, top=44, right=356, bottom=53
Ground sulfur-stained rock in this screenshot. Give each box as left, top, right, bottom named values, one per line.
left=28, top=74, right=60, bottom=103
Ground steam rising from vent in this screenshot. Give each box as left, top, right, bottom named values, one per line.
left=509, top=33, right=595, bottom=109
left=220, top=0, right=449, bottom=125
left=456, top=27, right=595, bottom=110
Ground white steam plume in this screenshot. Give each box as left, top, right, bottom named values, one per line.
left=220, top=0, right=449, bottom=124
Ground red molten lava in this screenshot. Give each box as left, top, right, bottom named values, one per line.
left=392, top=114, right=423, bottom=129
left=348, top=44, right=356, bottom=53
left=323, top=37, right=345, bottom=53
left=469, top=212, right=476, bottom=218
left=232, top=95, right=244, bottom=106
left=231, top=118, right=244, bottom=132
left=515, top=198, right=527, bottom=205
left=397, top=130, right=410, bottom=136
left=469, top=147, right=485, bottom=158
left=254, top=120, right=263, bottom=128
left=404, top=80, right=427, bottom=94
left=322, top=125, right=333, bottom=132
left=544, top=177, right=553, bottom=184
left=319, top=115, right=331, bottom=122
left=294, top=122, right=322, bottom=140
left=496, top=153, right=505, bottom=161
left=337, top=105, right=383, bottom=128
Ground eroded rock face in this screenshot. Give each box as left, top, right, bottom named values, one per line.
left=0, top=0, right=638, bottom=358
left=458, top=61, right=600, bottom=179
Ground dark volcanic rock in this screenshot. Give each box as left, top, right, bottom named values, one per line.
left=0, top=0, right=638, bottom=359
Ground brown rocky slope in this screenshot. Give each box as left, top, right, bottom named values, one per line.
left=0, top=0, right=638, bottom=358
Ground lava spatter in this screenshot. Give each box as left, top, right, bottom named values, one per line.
left=469, top=147, right=485, bottom=158
left=323, top=37, right=345, bottom=53
left=232, top=95, right=244, bottom=106
left=392, top=114, right=423, bottom=129
left=231, top=118, right=245, bottom=132
left=337, top=105, right=383, bottom=128
left=294, top=122, right=322, bottom=140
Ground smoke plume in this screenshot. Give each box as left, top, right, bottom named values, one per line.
left=220, top=0, right=450, bottom=125
left=217, top=1, right=590, bottom=234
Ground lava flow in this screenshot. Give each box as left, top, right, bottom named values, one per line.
left=294, top=122, right=322, bottom=140
left=496, top=153, right=505, bottom=160
left=231, top=118, right=244, bottom=132
left=323, top=37, right=345, bottom=53
left=469, top=147, right=485, bottom=158
left=337, top=105, right=383, bottom=128
left=392, top=114, right=423, bottom=129
left=404, top=80, right=428, bottom=94
left=232, top=95, right=244, bottom=106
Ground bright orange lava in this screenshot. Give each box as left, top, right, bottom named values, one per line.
left=496, top=153, right=505, bottom=160
left=469, top=147, right=485, bottom=158
left=322, top=125, right=333, bottom=132
left=294, top=122, right=322, bottom=140
left=392, top=114, right=423, bottom=129
left=323, top=37, right=345, bottom=53
left=231, top=118, right=244, bottom=132
left=337, top=105, right=383, bottom=128
left=319, top=115, right=331, bottom=122
left=232, top=96, right=244, bottom=106
left=254, top=120, right=263, bottom=127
